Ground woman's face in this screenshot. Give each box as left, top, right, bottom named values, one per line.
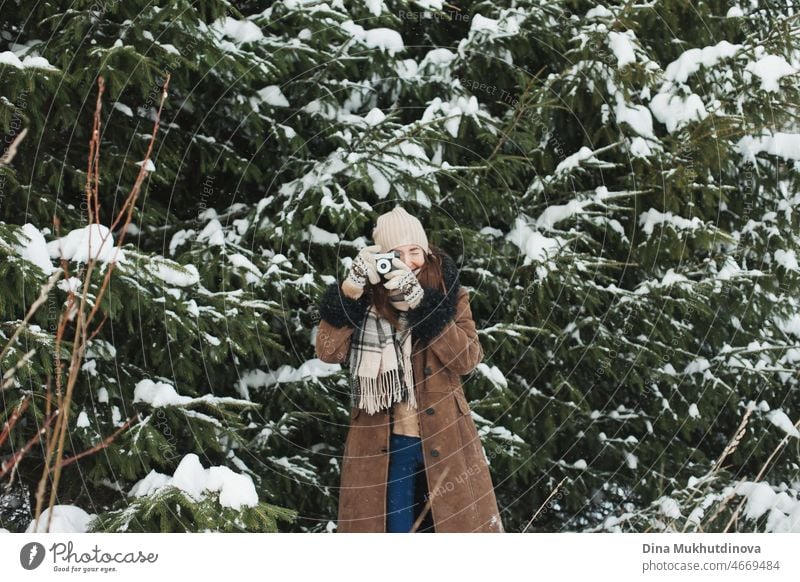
left=393, top=244, right=426, bottom=271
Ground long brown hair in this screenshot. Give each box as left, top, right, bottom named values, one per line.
left=366, top=244, right=447, bottom=327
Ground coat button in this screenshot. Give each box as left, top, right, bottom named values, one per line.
left=430, top=449, right=439, bottom=457
left=423, top=366, right=432, bottom=376
left=425, top=407, right=435, bottom=415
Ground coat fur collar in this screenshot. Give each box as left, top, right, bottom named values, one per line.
left=406, top=250, right=460, bottom=343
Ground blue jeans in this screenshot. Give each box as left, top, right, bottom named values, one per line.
left=386, top=433, right=424, bottom=533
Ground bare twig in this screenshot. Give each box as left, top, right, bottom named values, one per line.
left=109, top=74, right=170, bottom=238
left=0, top=409, right=59, bottom=480
left=0, top=127, right=28, bottom=166
left=58, top=413, right=141, bottom=469
left=41, top=77, right=109, bottom=533
left=410, top=466, right=450, bottom=533
left=674, top=406, right=753, bottom=533
left=87, top=312, right=109, bottom=343
left=702, top=489, right=738, bottom=529
left=523, top=477, right=567, bottom=532
left=31, top=73, right=170, bottom=532
left=722, top=416, right=800, bottom=532
left=0, top=395, right=31, bottom=448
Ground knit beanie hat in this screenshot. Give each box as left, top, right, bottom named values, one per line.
left=372, top=205, right=429, bottom=253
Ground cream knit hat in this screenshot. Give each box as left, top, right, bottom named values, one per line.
left=372, top=205, right=429, bottom=253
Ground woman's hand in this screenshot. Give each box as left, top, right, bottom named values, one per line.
left=342, top=244, right=382, bottom=299
left=383, top=258, right=423, bottom=309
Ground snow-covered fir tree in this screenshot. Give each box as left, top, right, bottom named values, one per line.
left=1, top=0, right=798, bottom=533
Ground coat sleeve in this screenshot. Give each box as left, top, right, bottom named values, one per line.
left=314, top=282, right=369, bottom=364
left=412, top=286, right=484, bottom=376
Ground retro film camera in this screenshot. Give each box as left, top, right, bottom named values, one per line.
left=374, top=251, right=401, bottom=279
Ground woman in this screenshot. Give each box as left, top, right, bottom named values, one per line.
left=315, top=205, right=504, bottom=533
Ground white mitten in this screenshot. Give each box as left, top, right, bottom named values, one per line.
left=342, top=244, right=382, bottom=298
left=382, top=258, right=423, bottom=309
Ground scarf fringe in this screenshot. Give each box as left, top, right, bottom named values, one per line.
left=350, top=307, right=417, bottom=415
left=357, top=367, right=417, bottom=415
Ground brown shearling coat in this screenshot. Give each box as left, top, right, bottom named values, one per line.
left=315, top=255, right=504, bottom=533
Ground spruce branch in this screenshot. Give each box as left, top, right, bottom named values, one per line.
left=0, top=268, right=63, bottom=367
left=1, top=349, right=36, bottom=391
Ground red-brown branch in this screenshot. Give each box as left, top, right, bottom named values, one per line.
left=87, top=312, right=109, bottom=343
left=0, top=409, right=59, bottom=480
left=108, top=73, right=170, bottom=237
left=58, top=413, right=141, bottom=469
left=0, top=395, right=31, bottom=448
left=36, top=74, right=170, bottom=533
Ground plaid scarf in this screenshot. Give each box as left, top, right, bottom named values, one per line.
left=349, top=306, right=416, bottom=415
